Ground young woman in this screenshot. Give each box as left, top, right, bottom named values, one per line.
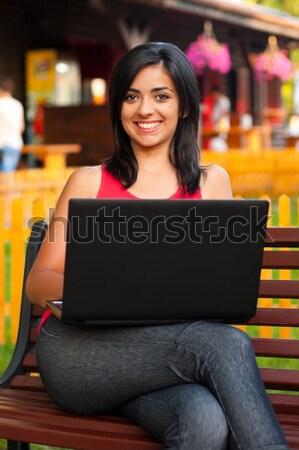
left=26, top=42, right=288, bottom=450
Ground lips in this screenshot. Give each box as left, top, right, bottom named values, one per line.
left=135, top=121, right=162, bottom=130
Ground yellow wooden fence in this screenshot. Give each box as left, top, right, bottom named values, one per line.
left=0, top=166, right=74, bottom=229
left=0, top=197, right=47, bottom=344
left=0, top=194, right=298, bottom=345
left=1, top=148, right=299, bottom=229
left=201, top=149, right=299, bottom=197
left=237, top=194, right=299, bottom=339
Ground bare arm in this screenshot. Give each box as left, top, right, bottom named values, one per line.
left=26, top=166, right=102, bottom=308
left=200, top=165, right=233, bottom=199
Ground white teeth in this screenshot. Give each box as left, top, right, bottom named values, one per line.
left=137, top=122, right=160, bottom=129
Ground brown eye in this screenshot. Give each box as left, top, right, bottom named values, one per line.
left=124, top=94, right=137, bottom=102
left=156, top=94, right=169, bottom=100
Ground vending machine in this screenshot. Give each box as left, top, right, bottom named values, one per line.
left=26, top=49, right=81, bottom=143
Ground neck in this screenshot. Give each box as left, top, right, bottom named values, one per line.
left=132, top=144, right=176, bottom=174
left=135, top=153, right=174, bottom=175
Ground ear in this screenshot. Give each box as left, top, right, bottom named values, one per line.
left=181, top=111, right=188, bottom=119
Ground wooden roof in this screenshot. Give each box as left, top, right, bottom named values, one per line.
left=120, top=0, right=299, bottom=42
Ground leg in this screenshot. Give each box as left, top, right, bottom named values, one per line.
left=0, top=146, right=20, bottom=171
left=120, top=383, right=228, bottom=450
left=37, top=317, right=288, bottom=449
left=36, top=316, right=191, bottom=414
left=173, top=322, right=288, bottom=450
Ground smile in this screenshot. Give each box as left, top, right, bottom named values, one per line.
left=135, top=121, right=162, bottom=130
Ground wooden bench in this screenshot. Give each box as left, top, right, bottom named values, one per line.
left=0, top=222, right=298, bottom=450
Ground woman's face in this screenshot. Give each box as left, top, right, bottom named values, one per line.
left=120, top=64, right=180, bottom=154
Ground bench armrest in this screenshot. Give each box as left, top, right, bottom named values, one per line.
left=0, top=221, right=48, bottom=387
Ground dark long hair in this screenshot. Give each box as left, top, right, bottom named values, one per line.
left=106, top=42, right=203, bottom=194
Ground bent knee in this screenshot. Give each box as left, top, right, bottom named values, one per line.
left=185, top=391, right=228, bottom=437
left=170, top=385, right=229, bottom=449
left=224, top=326, right=252, bottom=354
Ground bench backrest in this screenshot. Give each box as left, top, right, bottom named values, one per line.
left=1, top=222, right=298, bottom=397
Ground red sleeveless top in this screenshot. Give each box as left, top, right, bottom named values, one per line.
left=40, top=164, right=201, bottom=329
left=98, top=164, right=202, bottom=199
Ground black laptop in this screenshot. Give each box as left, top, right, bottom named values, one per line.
left=46, top=198, right=269, bottom=325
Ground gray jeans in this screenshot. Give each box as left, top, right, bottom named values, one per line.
left=37, top=315, right=288, bottom=450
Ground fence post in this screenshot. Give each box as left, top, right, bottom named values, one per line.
left=259, top=195, right=273, bottom=339
left=32, top=197, right=46, bottom=221
left=0, top=201, right=5, bottom=345
left=278, top=195, right=292, bottom=339
left=11, top=199, right=25, bottom=344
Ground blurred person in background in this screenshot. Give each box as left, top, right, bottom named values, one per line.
left=209, top=85, right=231, bottom=152
left=0, top=77, right=25, bottom=171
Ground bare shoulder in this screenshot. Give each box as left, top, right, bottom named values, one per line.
left=204, top=164, right=230, bottom=184
left=200, top=164, right=233, bottom=199
left=63, top=165, right=102, bottom=198
left=52, top=165, right=102, bottom=220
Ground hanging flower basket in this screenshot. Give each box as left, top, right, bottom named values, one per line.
left=185, top=21, right=231, bottom=75
left=253, top=36, right=293, bottom=82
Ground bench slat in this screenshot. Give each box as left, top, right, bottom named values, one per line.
left=265, top=228, right=299, bottom=247
left=252, top=338, right=299, bottom=358
left=258, top=280, right=299, bottom=298
left=0, top=416, right=162, bottom=450
left=278, top=416, right=299, bottom=427
left=22, top=353, right=38, bottom=372
left=248, top=308, right=299, bottom=326
left=261, top=368, right=299, bottom=391
left=0, top=389, right=51, bottom=402
left=0, top=397, right=150, bottom=435
left=279, top=431, right=299, bottom=448
left=30, top=327, right=39, bottom=343
left=9, top=375, right=45, bottom=392
left=269, top=394, right=299, bottom=415
left=262, top=251, right=299, bottom=269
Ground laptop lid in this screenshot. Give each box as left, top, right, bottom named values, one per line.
left=60, top=198, right=269, bottom=325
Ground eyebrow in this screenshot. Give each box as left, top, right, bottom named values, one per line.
left=127, top=86, right=174, bottom=93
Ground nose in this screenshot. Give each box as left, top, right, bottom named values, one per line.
left=137, top=97, right=154, bottom=116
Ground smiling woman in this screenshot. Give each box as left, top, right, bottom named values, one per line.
left=25, top=42, right=288, bottom=450
left=120, top=65, right=180, bottom=158
left=106, top=42, right=206, bottom=198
